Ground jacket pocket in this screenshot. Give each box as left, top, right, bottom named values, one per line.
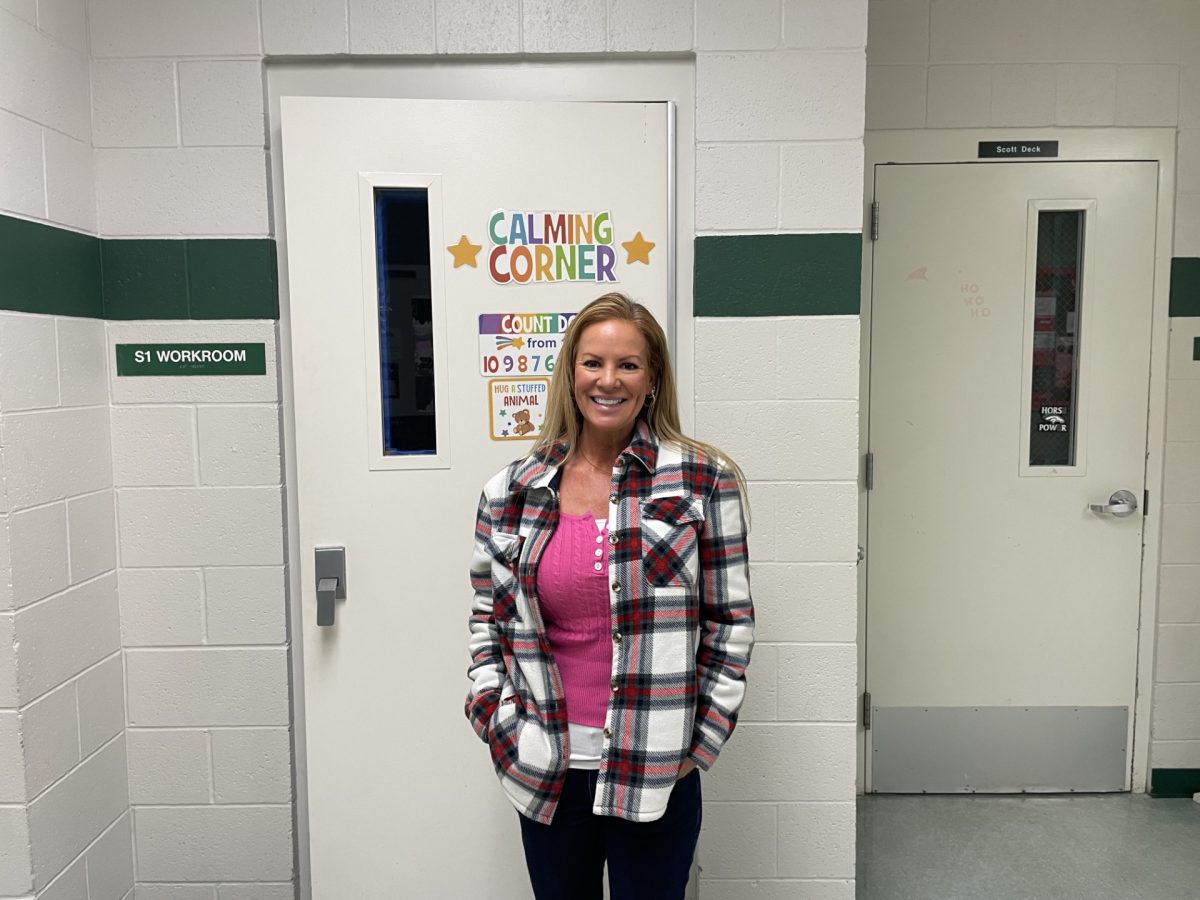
left=641, top=495, right=704, bottom=589
left=490, top=532, right=524, bottom=621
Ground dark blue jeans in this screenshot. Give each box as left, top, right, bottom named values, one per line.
left=518, top=768, right=702, bottom=900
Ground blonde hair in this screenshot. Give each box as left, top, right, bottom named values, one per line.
left=535, top=292, right=748, bottom=500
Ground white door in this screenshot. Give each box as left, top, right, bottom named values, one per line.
left=280, top=97, right=671, bottom=896
left=866, top=161, right=1158, bottom=792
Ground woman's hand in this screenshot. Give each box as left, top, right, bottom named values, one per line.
left=676, top=758, right=697, bottom=781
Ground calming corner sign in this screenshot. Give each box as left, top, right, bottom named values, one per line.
left=116, top=343, right=267, bottom=376
left=487, top=210, right=618, bottom=284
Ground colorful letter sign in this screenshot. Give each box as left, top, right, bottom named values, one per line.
left=487, top=210, right=618, bottom=285
left=479, top=312, right=576, bottom=377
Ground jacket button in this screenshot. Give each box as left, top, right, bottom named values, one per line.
left=611, top=581, right=620, bottom=592
left=609, top=533, right=618, bottom=545
left=608, top=493, right=618, bottom=505
left=611, top=680, right=619, bottom=692
left=603, top=727, right=612, bottom=739
left=612, top=631, right=621, bottom=643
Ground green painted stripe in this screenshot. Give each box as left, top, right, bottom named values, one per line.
left=1172, top=258, right=1200, bottom=317
left=1150, top=768, right=1200, bottom=798
left=694, top=233, right=862, bottom=317
left=0, top=215, right=102, bottom=317
left=1194, top=336, right=1200, bottom=361
left=0, top=215, right=278, bottom=320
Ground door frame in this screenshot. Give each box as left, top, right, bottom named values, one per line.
left=266, top=59, right=696, bottom=899
left=857, top=128, right=1178, bottom=795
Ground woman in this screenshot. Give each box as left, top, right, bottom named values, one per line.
left=465, top=293, right=754, bottom=900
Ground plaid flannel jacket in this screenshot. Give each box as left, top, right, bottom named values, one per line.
left=465, top=420, right=754, bottom=824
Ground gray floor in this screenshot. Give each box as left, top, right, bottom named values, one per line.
left=857, top=794, right=1200, bottom=900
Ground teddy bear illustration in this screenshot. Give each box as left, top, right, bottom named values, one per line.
left=512, top=409, right=536, bottom=436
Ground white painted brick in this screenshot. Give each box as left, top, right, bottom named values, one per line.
left=1116, top=65, right=1180, bottom=126
left=608, top=0, right=693, bottom=51
left=8, top=502, right=69, bottom=608
left=696, top=318, right=779, bottom=401
left=777, top=802, right=855, bottom=877
left=522, top=0, right=605, bottom=52
left=1056, top=65, right=1117, bottom=126
left=747, top=483, right=777, bottom=561
left=1164, top=443, right=1200, bottom=503
left=752, top=564, right=856, bottom=642
left=699, top=881, right=853, bottom=900
left=26, top=737, right=127, bottom=890
left=0, top=110, right=46, bottom=219
left=0, top=0, right=34, bottom=25
left=695, top=402, right=858, bottom=481
left=865, top=64, right=926, bottom=129
left=119, top=488, right=283, bottom=567
left=348, top=0, right=435, bottom=53
left=1162, top=504, right=1200, bottom=565
left=698, top=52, right=865, bottom=141
left=929, top=0, right=1057, bottom=63
left=43, top=128, right=95, bottom=233
left=1156, top=624, right=1200, bottom=683
left=1151, top=739, right=1200, bottom=769
left=120, top=568, right=205, bottom=647
left=211, top=728, right=291, bottom=803
left=263, top=0, right=348, bottom=55
left=90, top=60, right=178, bottom=149
left=13, top=574, right=120, bottom=704
left=109, top=322, right=279, bottom=404
left=1167, top=380, right=1200, bottom=441
left=111, top=407, right=196, bottom=487
left=127, top=729, right=212, bottom=803
left=1151, top=682, right=1200, bottom=740
left=89, top=0, right=260, bottom=56
left=1180, top=129, right=1200, bottom=195
left=704, top=723, right=855, bottom=801
left=990, top=65, right=1055, bottom=127
left=0, top=711, right=24, bottom=802
left=197, top=405, right=281, bottom=486
left=696, top=144, right=780, bottom=232
left=86, top=812, right=134, bottom=900
left=134, top=806, right=292, bottom=881
left=1159, top=565, right=1200, bottom=623
left=67, top=491, right=116, bottom=583
left=0, top=614, right=17, bottom=707
left=777, top=644, right=857, bottom=722
left=774, top=483, right=858, bottom=562
left=35, top=854, right=85, bottom=900
left=97, top=148, right=269, bottom=237
left=179, top=61, right=265, bottom=148
left=698, top=802, right=776, bottom=877
left=20, top=681, right=79, bottom=798
left=740, top=644, right=777, bottom=722
left=775, top=317, right=859, bottom=401
left=218, top=886, right=294, bottom=900
left=779, top=141, right=864, bottom=231
left=926, top=65, right=990, bottom=128
left=1183, top=63, right=1200, bottom=128
left=126, top=648, right=289, bottom=726
left=866, top=0, right=927, bottom=65
left=205, top=566, right=286, bottom=645
left=0, top=11, right=90, bottom=140
left=1056, top=0, right=1183, bottom=63
left=75, top=654, right=125, bottom=756
left=782, top=0, right=867, bottom=48
left=37, top=0, right=88, bottom=52
left=0, top=313, right=59, bottom=412
left=1, top=407, right=112, bottom=509
left=136, top=887, right=216, bottom=900
left=435, top=0, right=519, bottom=53
left=0, top=804, right=32, bottom=894
left=1175, top=192, right=1200, bottom=259
left=697, top=0, right=779, bottom=51
left=56, top=317, right=108, bottom=408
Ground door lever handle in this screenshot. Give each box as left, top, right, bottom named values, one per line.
left=1089, top=490, right=1138, bottom=518
left=315, top=546, right=347, bottom=626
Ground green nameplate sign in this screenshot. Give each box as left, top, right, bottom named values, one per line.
left=116, top=343, right=267, bottom=376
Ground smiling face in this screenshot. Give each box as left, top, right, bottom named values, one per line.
left=572, top=318, right=654, bottom=444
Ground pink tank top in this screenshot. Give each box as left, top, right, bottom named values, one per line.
left=535, top=511, right=613, bottom=728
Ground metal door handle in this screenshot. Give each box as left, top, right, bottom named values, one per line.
left=315, top=546, right=347, bottom=626
left=1089, top=490, right=1138, bottom=518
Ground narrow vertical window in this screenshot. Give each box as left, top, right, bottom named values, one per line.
left=1028, top=211, right=1084, bottom=467
left=375, top=189, right=436, bottom=456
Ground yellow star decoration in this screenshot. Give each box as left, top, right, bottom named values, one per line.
left=622, top=231, right=655, bottom=265
left=447, top=234, right=482, bottom=268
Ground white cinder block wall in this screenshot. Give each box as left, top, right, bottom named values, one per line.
left=865, top=0, right=1200, bottom=774
left=0, top=1, right=134, bottom=898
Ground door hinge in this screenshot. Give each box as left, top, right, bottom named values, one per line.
left=864, top=451, right=874, bottom=490
left=863, top=691, right=873, bottom=731
left=1143, top=489, right=1149, bottom=516
left=870, top=200, right=879, bottom=241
